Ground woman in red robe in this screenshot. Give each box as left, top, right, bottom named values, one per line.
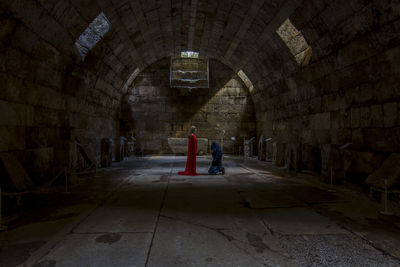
left=178, top=126, right=198, bottom=176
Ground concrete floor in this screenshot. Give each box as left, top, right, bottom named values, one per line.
left=1, top=156, right=400, bottom=267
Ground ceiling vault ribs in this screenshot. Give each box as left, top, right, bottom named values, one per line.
left=97, top=0, right=307, bottom=95
left=158, top=0, right=173, bottom=57
left=141, top=0, right=164, bottom=63
left=128, top=0, right=157, bottom=66
left=206, top=0, right=235, bottom=58
left=171, top=0, right=182, bottom=55
left=187, top=0, right=199, bottom=51
left=95, top=0, right=146, bottom=70
left=222, top=0, right=265, bottom=65
left=180, top=0, right=191, bottom=53
left=198, top=1, right=217, bottom=57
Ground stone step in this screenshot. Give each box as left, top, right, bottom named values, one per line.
left=172, top=59, right=208, bottom=71
left=170, top=79, right=209, bottom=88
left=171, top=70, right=208, bottom=80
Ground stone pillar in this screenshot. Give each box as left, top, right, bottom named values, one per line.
left=285, top=143, right=300, bottom=171
left=265, top=138, right=273, bottom=161
left=54, top=138, right=77, bottom=184
left=124, top=137, right=136, bottom=157
left=272, top=142, right=286, bottom=166
left=68, top=141, right=78, bottom=184
left=114, top=137, right=126, bottom=162
left=321, top=144, right=331, bottom=178
left=101, top=138, right=113, bottom=167
left=258, top=136, right=266, bottom=161
left=244, top=137, right=255, bottom=158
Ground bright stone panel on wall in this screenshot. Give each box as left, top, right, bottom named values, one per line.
left=276, top=19, right=312, bottom=66
left=75, top=12, right=111, bottom=60
left=170, top=57, right=209, bottom=90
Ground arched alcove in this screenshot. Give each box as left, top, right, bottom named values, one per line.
left=120, top=58, right=256, bottom=154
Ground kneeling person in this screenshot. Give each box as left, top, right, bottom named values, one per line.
left=208, top=142, right=225, bottom=175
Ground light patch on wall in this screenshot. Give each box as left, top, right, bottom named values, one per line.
left=237, top=70, right=254, bottom=94
left=276, top=18, right=312, bottom=66
left=181, top=51, right=199, bottom=58
left=170, top=57, right=209, bottom=91
left=75, top=12, right=111, bottom=60
left=122, top=68, right=140, bottom=93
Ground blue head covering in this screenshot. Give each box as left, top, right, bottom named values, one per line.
left=211, top=141, right=220, bottom=151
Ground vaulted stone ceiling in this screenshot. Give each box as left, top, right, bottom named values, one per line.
left=1, top=0, right=399, bottom=183
left=2, top=0, right=396, bottom=102
left=1, top=0, right=306, bottom=94
left=82, top=0, right=303, bottom=81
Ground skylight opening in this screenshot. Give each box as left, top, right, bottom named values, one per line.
left=181, top=51, right=199, bottom=59
left=237, top=70, right=254, bottom=94
left=276, top=19, right=312, bottom=66
left=75, top=12, right=111, bottom=60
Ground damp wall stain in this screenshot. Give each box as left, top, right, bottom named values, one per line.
left=95, top=233, right=122, bottom=245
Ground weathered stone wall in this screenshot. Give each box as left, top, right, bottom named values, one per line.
left=0, top=3, right=128, bottom=185
left=252, top=1, right=400, bottom=177
left=121, top=58, right=256, bottom=154
left=1, top=0, right=399, bottom=185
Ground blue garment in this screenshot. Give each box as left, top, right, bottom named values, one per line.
left=208, top=142, right=224, bottom=175
left=209, top=165, right=223, bottom=174
left=211, top=142, right=223, bottom=166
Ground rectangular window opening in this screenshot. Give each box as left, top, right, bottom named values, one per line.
left=276, top=18, right=312, bottom=66
left=181, top=51, right=199, bottom=59
left=74, top=12, right=111, bottom=61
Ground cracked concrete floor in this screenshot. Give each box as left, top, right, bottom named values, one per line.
left=1, top=156, right=400, bottom=267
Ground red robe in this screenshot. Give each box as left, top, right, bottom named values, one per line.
left=178, top=134, right=198, bottom=176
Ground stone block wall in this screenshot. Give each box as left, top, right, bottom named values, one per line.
left=252, top=1, right=400, bottom=177
left=0, top=3, right=129, bottom=185
left=1, top=0, right=399, bottom=185
left=167, top=138, right=209, bottom=155
left=121, top=58, right=256, bottom=154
